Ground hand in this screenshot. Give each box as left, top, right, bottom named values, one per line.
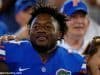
left=0, top=35, right=17, bottom=42
left=0, top=35, right=17, bottom=48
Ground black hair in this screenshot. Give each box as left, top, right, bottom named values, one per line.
left=83, top=36, right=100, bottom=56
left=28, top=0, right=67, bottom=39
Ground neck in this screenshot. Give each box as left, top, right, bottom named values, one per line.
left=32, top=43, right=56, bottom=63
left=40, top=47, right=56, bottom=63
left=64, top=33, right=84, bottom=50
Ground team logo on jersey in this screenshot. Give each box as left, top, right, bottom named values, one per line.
left=56, top=68, right=71, bottom=75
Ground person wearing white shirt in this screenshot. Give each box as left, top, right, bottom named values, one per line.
left=58, top=0, right=89, bottom=56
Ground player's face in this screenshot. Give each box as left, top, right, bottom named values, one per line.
left=30, top=13, right=60, bottom=53
left=87, top=46, right=100, bottom=75
left=66, top=11, right=89, bottom=37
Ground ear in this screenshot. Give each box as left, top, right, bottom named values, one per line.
left=57, top=31, right=63, bottom=40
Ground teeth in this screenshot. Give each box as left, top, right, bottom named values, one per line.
left=37, top=36, right=46, bottom=38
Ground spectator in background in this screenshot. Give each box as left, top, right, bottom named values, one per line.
left=83, top=36, right=100, bottom=75
left=0, top=0, right=19, bottom=34
left=14, top=0, right=36, bottom=40
left=0, top=0, right=8, bottom=36
left=58, top=0, right=89, bottom=55
left=0, top=21, right=8, bottom=36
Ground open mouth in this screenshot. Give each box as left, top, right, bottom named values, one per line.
left=74, top=27, right=84, bottom=31
left=35, top=32, right=48, bottom=41
left=37, top=36, right=47, bottom=41
left=74, top=27, right=83, bottom=29
left=36, top=34, right=48, bottom=41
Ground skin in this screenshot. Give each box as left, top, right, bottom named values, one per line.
left=66, top=11, right=89, bottom=39
left=29, top=13, right=60, bottom=62
left=15, top=7, right=33, bottom=39
left=64, top=11, right=89, bottom=50
left=87, top=45, right=100, bottom=75
left=15, top=7, right=33, bottom=27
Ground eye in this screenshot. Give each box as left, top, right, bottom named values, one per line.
left=46, top=26, right=51, bottom=29
left=45, top=24, right=52, bottom=29
left=32, top=25, right=40, bottom=30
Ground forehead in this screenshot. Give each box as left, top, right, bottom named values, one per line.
left=31, top=13, right=59, bottom=28
left=35, top=13, right=53, bottom=22
left=71, top=11, right=87, bottom=16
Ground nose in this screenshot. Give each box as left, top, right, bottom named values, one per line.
left=36, top=26, right=47, bottom=34
left=37, top=32, right=46, bottom=36
left=36, top=30, right=47, bottom=37
left=75, top=17, right=84, bottom=26
left=77, top=17, right=83, bottom=24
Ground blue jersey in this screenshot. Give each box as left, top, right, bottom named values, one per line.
left=0, top=40, right=86, bottom=75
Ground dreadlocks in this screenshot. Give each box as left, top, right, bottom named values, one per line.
left=28, top=0, right=67, bottom=39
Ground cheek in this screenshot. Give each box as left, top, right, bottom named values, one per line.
left=66, top=20, right=74, bottom=28
left=15, top=15, right=21, bottom=22
left=25, top=13, right=31, bottom=19
left=89, top=55, right=100, bottom=64
left=48, top=32, right=58, bottom=40
left=67, top=20, right=73, bottom=25
left=83, top=18, right=89, bottom=27
left=29, top=30, right=36, bottom=38
left=67, top=24, right=73, bottom=32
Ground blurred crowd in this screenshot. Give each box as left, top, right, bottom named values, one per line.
left=0, top=0, right=100, bottom=55
left=0, top=0, right=100, bottom=49
left=0, top=0, right=100, bottom=36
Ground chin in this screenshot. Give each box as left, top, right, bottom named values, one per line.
left=36, top=41, right=48, bottom=47
left=36, top=41, right=48, bottom=45
left=74, top=32, right=85, bottom=36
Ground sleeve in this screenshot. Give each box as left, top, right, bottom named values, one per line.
left=4, top=41, right=23, bottom=63
left=0, top=47, right=6, bottom=62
